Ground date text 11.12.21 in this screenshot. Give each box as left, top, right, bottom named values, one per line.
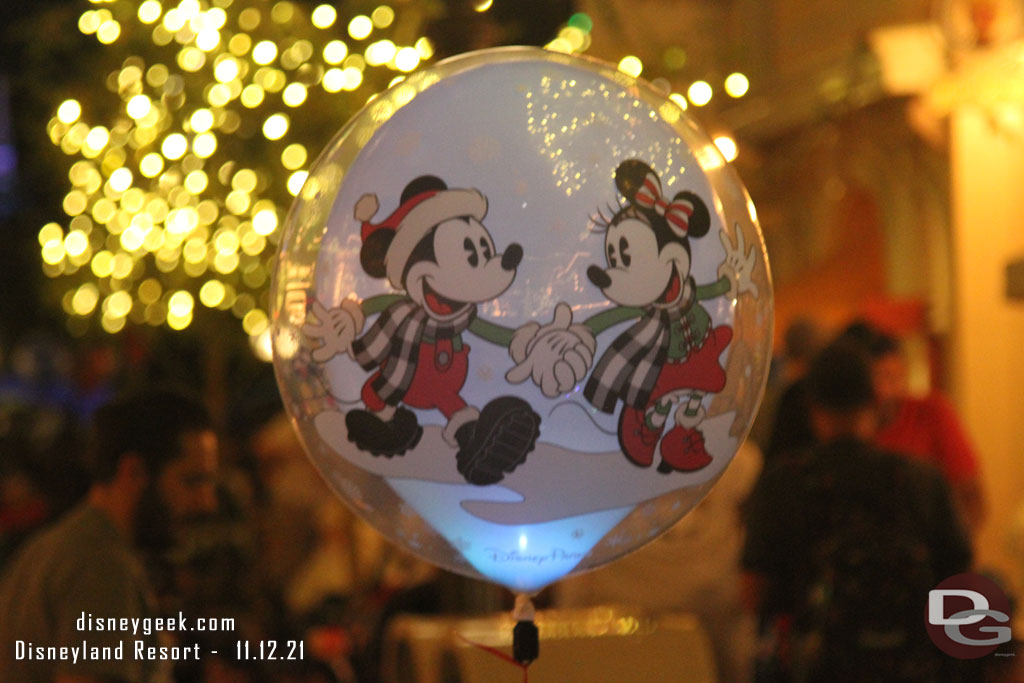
left=235, top=640, right=304, bottom=660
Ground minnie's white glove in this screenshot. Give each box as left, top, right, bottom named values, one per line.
left=718, top=223, right=759, bottom=299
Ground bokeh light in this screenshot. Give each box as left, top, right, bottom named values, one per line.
left=126, top=94, right=152, bottom=120
left=282, top=82, right=308, bottom=107
left=57, top=100, right=82, bottom=124
left=371, top=6, right=395, bottom=28
left=323, top=40, right=348, bottom=64
left=281, top=143, right=307, bottom=170
left=85, top=126, right=110, bottom=152
left=43, top=0, right=432, bottom=341
left=312, top=4, right=337, bottom=29
left=348, top=15, right=372, bottom=40
left=617, top=56, right=643, bottom=78
left=724, top=72, right=750, bottom=98
left=713, top=135, right=739, bottom=162
left=161, top=133, right=187, bottom=159
left=138, top=0, right=162, bottom=24
left=168, top=290, right=194, bottom=317
left=395, top=47, right=420, bottom=72
left=72, top=284, right=100, bottom=315
left=64, top=231, right=89, bottom=258
left=415, top=37, right=434, bottom=60
left=214, top=58, right=239, bottom=82
left=240, top=84, right=265, bottom=107
left=341, top=67, right=363, bottom=90
left=322, top=69, right=344, bottom=92
left=189, top=108, right=214, bottom=133
left=192, top=132, right=217, bottom=157
left=688, top=80, right=713, bottom=106
left=97, top=20, right=121, bottom=44
left=108, top=167, right=133, bottom=192
left=200, top=279, right=226, bottom=307
left=263, top=113, right=289, bottom=139
left=365, top=40, right=396, bottom=66
left=287, top=170, right=308, bottom=196
left=252, top=40, right=277, bottom=65
left=252, top=208, right=278, bottom=235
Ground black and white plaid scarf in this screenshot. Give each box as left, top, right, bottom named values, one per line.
left=351, top=299, right=476, bottom=405
left=584, top=304, right=686, bottom=413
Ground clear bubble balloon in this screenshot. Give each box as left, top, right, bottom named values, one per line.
left=271, top=47, right=773, bottom=594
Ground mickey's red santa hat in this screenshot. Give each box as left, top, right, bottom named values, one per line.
left=355, top=178, right=488, bottom=289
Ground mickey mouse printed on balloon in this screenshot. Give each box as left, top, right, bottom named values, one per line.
left=581, top=159, right=760, bottom=474
left=303, top=175, right=596, bottom=486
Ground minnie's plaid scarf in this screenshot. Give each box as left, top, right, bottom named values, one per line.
left=351, top=299, right=476, bottom=405
left=584, top=303, right=688, bottom=414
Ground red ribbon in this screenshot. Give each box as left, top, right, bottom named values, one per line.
left=454, top=630, right=530, bottom=683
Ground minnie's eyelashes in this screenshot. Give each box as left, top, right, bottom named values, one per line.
left=589, top=201, right=630, bottom=232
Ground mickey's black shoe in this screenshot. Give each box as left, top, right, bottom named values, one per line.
left=455, top=396, right=540, bottom=485
left=346, top=406, right=422, bottom=457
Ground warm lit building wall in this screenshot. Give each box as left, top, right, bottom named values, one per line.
left=741, top=99, right=949, bottom=344
left=950, top=108, right=1024, bottom=595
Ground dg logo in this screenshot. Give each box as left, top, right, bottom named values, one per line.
left=927, top=572, right=1013, bottom=659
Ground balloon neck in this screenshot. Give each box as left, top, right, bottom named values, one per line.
left=512, top=593, right=536, bottom=621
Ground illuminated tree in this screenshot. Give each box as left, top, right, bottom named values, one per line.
left=37, top=0, right=435, bottom=355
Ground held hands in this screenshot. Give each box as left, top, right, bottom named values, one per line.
left=718, top=223, right=759, bottom=299
left=303, top=299, right=365, bottom=362
left=506, top=302, right=596, bottom=398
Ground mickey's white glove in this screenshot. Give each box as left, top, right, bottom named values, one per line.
left=718, top=223, right=759, bottom=300
left=505, top=302, right=596, bottom=398
left=302, top=299, right=365, bottom=362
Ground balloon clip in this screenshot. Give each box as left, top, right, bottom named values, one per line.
left=513, top=619, right=539, bottom=665
left=512, top=594, right=539, bottom=666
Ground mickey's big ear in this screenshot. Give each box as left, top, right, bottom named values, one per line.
left=360, top=229, right=394, bottom=278
left=401, top=175, right=447, bottom=204
left=671, top=190, right=711, bottom=238
left=614, top=159, right=656, bottom=203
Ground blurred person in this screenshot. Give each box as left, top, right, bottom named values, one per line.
left=757, top=317, right=826, bottom=464
left=247, top=412, right=434, bottom=617
left=0, top=331, right=95, bottom=542
left=246, top=412, right=436, bottom=682
left=841, top=321, right=986, bottom=535
left=249, top=412, right=338, bottom=604
left=0, top=387, right=218, bottom=683
left=742, top=342, right=971, bottom=682
left=0, top=456, right=50, bottom=566
left=556, top=440, right=763, bottom=682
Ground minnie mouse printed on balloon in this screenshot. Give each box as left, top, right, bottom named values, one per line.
left=580, top=159, right=759, bottom=474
